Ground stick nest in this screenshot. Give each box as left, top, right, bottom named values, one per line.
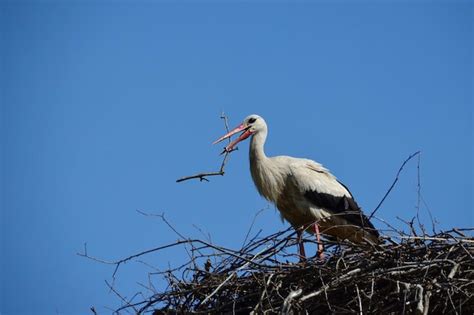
left=113, top=227, right=473, bottom=314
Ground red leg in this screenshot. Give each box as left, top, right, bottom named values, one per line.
left=313, top=223, right=325, bottom=259
left=296, top=228, right=306, bottom=261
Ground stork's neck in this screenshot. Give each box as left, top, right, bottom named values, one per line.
left=249, top=128, right=283, bottom=203
left=249, top=130, right=268, bottom=163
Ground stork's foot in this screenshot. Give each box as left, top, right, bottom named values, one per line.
left=314, top=223, right=325, bottom=261
left=316, top=247, right=325, bottom=261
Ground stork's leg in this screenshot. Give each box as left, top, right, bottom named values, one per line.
left=313, top=223, right=325, bottom=259
left=296, top=228, right=306, bottom=261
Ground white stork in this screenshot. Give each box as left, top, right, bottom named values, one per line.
left=214, top=114, right=379, bottom=259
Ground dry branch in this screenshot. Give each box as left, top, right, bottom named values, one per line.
left=176, top=113, right=235, bottom=183
left=368, top=151, right=421, bottom=220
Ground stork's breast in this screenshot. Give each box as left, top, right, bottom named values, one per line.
left=275, top=178, right=320, bottom=228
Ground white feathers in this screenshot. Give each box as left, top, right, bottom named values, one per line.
left=289, top=159, right=350, bottom=198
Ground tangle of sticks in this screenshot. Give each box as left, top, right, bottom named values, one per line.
left=80, top=221, right=473, bottom=314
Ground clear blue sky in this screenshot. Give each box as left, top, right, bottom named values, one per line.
left=1, top=1, right=472, bottom=314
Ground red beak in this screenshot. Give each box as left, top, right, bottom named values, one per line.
left=213, top=124, right=253, bottom=152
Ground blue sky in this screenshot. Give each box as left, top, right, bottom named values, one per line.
left=1, top=1, right=472, bottom=314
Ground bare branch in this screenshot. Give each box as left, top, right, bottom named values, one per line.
left=242, top=207, right=268, bottom=248
left=136, top=210, right=187, bottom=240
left=369, top=151, right=421, bottom=220
left=105, top=280, right=137, bottom=313
left=176, top=113, right=237, bottom=183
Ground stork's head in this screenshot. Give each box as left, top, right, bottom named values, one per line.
left=213, top=114, right=266, bottom=152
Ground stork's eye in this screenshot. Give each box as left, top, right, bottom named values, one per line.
left=248, top=117, right=257, bottom=124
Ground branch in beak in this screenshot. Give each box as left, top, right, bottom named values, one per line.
left=213, top=124, right=253, bottom=153
left=223, top=129, right=252, bottom=153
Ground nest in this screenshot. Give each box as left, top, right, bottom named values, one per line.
left=107, top=226, right=473, bottom=314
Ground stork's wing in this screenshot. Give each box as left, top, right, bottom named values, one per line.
left=289, top=160, right=378, bottom=235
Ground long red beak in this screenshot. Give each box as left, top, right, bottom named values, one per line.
left=213, top=124, right=253, bottom=152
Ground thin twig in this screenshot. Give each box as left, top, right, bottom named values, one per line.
left=105, top=280, right=137, bottom=314
left=415, top=152, right=426, bottom=235
left=369, top=151, right=421, bottom=220
left=242, top=207, right=268, bottom=248
left=176, top=113, right=236, bottom=183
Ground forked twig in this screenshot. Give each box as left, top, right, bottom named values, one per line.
left=369, top=151, right=421, bottom=220
left=176, top=113, right=236, bottom=183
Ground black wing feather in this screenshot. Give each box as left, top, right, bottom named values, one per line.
left=304, top=189, right=379, bottom=237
